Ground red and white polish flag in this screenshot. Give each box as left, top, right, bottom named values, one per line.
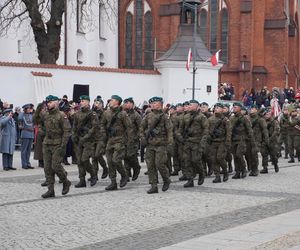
left=211, top=50, right=221, bottom=66
left=186, top=48, right=192, bottom=71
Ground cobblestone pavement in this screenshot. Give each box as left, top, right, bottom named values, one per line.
left=1, top=151, right=300, bottom=249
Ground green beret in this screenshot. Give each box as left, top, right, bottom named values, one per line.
left=176, top=103, right=183, bottom=107
left=79, top=95, right=90, bottom=101
left=233, top=102, right=243, bottom=108
left=189, top=99, right=200, bottom=105
left=264, top=108, right=272, bottom=114
left=45, top=95, right=59, bottom=102
left=94, top=96, right=103, bottom=104
left=111, top=95, right=122, bottom=103
left=123, top=97, right=134, bottom=104
left=214, top=103, right=224, bottom=108
left=201, top=102, right=209, bottom=106
left=251, top=104, right=259, bottom=110
left=183, top=101, right=190, bottom=106
left=170, top=105, right=176, bottom=110
left=241, top=106, right=247, bottom=111
left=149, top=96, right=163, bottom=103
left=223, top=103, right=230, bottom=108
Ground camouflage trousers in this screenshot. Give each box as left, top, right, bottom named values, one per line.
left=145, top=145, right=169, bottom=186
left=173, top=142, right=184, bottom=173
left=232, top=140, right=247, bottom=174
left=92, top=142, right=107, bottom=174
left=279, top=132, right=288, bottom=156
left=245, top=140, right=259, bottom=172
left=74, top=141, right=96, bottom=180
left=202, top=144, right=213, bottom=174
left=43, top=144, right=67, bottom=185
left=124, top=143, right=140, bottom=176
left=183, top=142, right=204, bottom=179
left=261, top=140, right=279, bottom=167
left=288, top=135, right=300, bottom=158
left=106, top=142, right=127, bottom=180
left=209, top=142, right=227, bottom=177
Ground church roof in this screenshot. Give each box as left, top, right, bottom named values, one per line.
left=155, top=24, right=212, bottom=62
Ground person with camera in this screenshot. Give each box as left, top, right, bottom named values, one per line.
left=0, top=108, right=17, bottom=170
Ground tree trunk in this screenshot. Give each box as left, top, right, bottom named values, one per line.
left=22, top=0, right=65, bottom=64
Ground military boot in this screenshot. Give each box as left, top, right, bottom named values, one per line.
left=232, top=172, right=240, bottom=179
left=147, top=185, right=158, bottom=194
left=223, top=173, right=229, bottom=182
left=120, top=175, right=129, bottom=188
left=212, top=176, right=221, bottom=183
left=105, top=179, right=118, bottom=191
left=62, top=180, right=71, bottom=195
left=241, top=171, right=247, bottom=178
left=274, top=163, right=279, bottom=173
left=260, top=167, right=268, bottom=174
left=132, top=167, right=141, bottom=181
left=162, top=178, right=171, bottom=192
left=184, top=178, right=194, bottom=188
left=171, top=170, right=179, bottom=176
left=207, top=169, right=213, bottom=176
left=41, top=180, right=48, bottom=187
left=179, top=175, right=188, bottom=181
left=75, top=179, right=86, bottom=188
left=101, top=166, right=108, bottom=179
left=249, top=170, right=258, bottom=176
left=42, top=185, right=55, bottom=199
left=288, top=157, right=295, bottom=163
left=90, top=176, right=98, bottom=187
left=198, top=173, right=205, bottom=186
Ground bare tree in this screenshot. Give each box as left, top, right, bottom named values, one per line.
left=0, top=0, right=117, bottom=64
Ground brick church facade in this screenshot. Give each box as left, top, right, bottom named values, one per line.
left=118, top=0, right=300, bottom=98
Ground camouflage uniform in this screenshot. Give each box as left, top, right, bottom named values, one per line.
left=178, top=109, right=208, bottom=187
left=287, top=114, right=300, bottom=162
left=100, top=106, right=134, bottom=189
left=124, top=108, right=142, bottom=180
left=279, top=113, right=289, bottom=158
left=140, top=109, right=173, bottom=191
left=72, top=106, right=98, bottom=186
left=202, top=111, right=213, bottom=176
left=207, top=112, right=231, bottom=182
left=173, top=111, right=185, bottom=175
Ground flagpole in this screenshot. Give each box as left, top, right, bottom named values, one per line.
left=192, top=3, right=197, bottom=100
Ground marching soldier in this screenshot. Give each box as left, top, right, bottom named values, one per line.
left=287, top=106, right=300, bottom=163
left=100, top=95, right=134, bottom=191
left=230, top=103, right=255, bottom=179
left=140, top=97, right=173, bottom=194
left=123, top=97, right=142, bottom=181
left=178, top=100, right=208, bottom=188
left=260, top=108, right=280, bottom=173
left=222, top=103, right=233, bottom=173
left=279, top=107, right=290, bottom=159
left=92, top=96, right=108, bottom=180
left=207, top=103, right=231, bottom=183
left=72, top=95, right=98, bottom=188
left=168, top=105, right=177, bottom=175
left=40, top=95, right=71, bottom=198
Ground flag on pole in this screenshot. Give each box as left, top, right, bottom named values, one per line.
left=271, top=97, right=281, bottom=117
left=186, top=48, right=192, bottom=71
left=211, top=50, right=221, bottom=66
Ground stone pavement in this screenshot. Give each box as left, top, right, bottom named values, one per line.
left=0, top=150, right=300, bottom=250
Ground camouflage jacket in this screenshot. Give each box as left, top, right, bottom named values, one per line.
left=72, top=106, right=99, bottom=144
left=207, top=113, right=231, bottom=144
left=140, top=109, right=173, bottom=146
left=288, top=115, right=300, bottom=136
left=249, top=113, right=269, bottom=144
left=230, top=112, right=254, bottom=142
left=265, top=118, right=280, bottom=142
left=279, top=114, right=289, bottom=134
left=126, top=109, right=142, bottom=142
left=41, top=107, right=70, bottom=146
left=93, top=108, right=105, bottom=142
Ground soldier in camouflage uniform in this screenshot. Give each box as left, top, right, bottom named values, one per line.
left=248, top=105, right=269, bottom=176
left=230, top=103, right=255, bottom=179
left=92, top=96, right=108, bottom=180
left=100, top=95, right=134, bottom=191
left=260, top=108, right=280, bottom=173
left=279, top=107, right=290, bottom=159
left=207, top=103, right=231, bottom=183
left=40, top=95, right=71, bottom=198
left=178, top=100, right=208, bottom=188
left=222, top=103, right=233, bottom=173
left=123, top=97, right=142, bottom=181
left=140, top=97, right=173, bottom=194
left=287, top=107, right=300, bottom=163
left=168, top=105, right=177, bottom=175
left=72, top=95, right=98, bottom=188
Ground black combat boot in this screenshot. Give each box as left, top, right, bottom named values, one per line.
left=232, top=172, right=240, bottom=179
left=62, top=180, right=71, bottom=195
left=260, top=167, right=268, bottom=174
left=241, top=171, right=247, bottom=178
left=75, top=179, right=86, bottom=188
left=249, top=170, right=258, bottom=176
left=198, top=173, right=205, bottom=186
left=288, top=157, right=295, bottom=163
left=147, top=185, right=158, bottom=194
left=88, top=175, right=99, bottom=181
left=120, top=175, right=129, bottom=188
left=184, top=178, right=194, bottom=188
left=105, top=179, right=118, bottom=191
left=223, top=173, right=229, bottom=182
left=179, top=175, right=188, bottom=181
left=207, top=169, right=213, bottom=176
left=274, top=163, right=279, bottom=173
left=90, top=176, right=98, bottom=187
left=144, top=171, right=148, bottom=175
left=101, top=166, right=108, bottom=179
left=212, top=176, right=221, bottom=183
left=42, top=185, right=55, bottom=198
left=162, top=178, right=171, bottom=192
left=132, top=167, right=141, bottom=181
left=63, top=158, right=70, bottom=165
left=171, top=170, right=179, bottom=176
left=41, top=180, right=48, bottom=187
left=38, top=160, right=44, bottom=168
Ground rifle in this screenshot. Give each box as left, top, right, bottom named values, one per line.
left=107, top=110, right=121, bottom=137
left=182, top=112, right=197, bottom=139
left=145, top=113, right=164, bottom=141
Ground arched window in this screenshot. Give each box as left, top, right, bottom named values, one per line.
left=135, top=0, right=143, bottom=67
left=221, top=8, right=228, bottom=63
left=125, top=12, right=133, bottom=67
left=144, top=11, right=153, bottom=68
left=199, top=9, right=207, bottom=45
left=210, top=0, right=218, bottom=53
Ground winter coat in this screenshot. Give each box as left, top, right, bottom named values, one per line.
left=0, top=115, right=16, bottom=154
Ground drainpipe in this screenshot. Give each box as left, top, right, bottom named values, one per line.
left=64, top=0, right=68, bottom=65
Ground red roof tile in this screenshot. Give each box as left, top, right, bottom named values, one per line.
left=31, top=71, right=53, bottom=77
